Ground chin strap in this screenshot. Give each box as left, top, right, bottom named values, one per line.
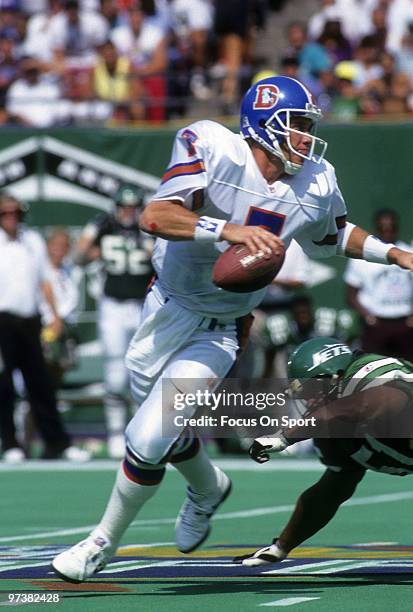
left=283, top=160, right=302, bottom=175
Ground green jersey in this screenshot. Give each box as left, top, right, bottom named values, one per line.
left=341, top=353, right=413, bottom=400
left=315, top=353, right=413, bottom=476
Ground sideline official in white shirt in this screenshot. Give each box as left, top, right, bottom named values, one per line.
left=0, top=194, right=88, bottom=462
left=344, top=209, right=413, bottom=361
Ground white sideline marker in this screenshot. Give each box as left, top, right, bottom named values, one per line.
left=259, top=597, right=320, bottom=607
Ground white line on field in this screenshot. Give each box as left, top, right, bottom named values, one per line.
left=0, top=491, right=412, bottom=544
left=259, top=597, right=320, bottom=607
left=354, top=541, right=398, bottom=546
left=263, top=559, right=351, bottom=575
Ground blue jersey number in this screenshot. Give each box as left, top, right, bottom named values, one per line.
left=246, top=206, right=286, bottom=236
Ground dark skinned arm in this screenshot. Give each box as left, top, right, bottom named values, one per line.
left=278, top=467, right=365, bottom=553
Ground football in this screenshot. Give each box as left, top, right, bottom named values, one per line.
left=212, top=243, right=285, bottom=293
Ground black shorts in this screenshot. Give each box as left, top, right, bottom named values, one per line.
left=214, top=0, right=252, bottom=37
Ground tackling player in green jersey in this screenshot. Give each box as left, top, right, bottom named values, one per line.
left=235, top=337, right=413, bottom=567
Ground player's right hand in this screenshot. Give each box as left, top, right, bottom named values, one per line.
left=221, top=223, right=284, bottom=256
left=249, top=435, right=289, bottom=463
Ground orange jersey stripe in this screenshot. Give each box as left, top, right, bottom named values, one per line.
left=161, top=159, right=206, bottom=184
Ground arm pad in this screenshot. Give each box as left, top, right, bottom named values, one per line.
left=336, top=222, right=356, bottom=256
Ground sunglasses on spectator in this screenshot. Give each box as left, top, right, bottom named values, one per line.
left=0, top=209, right=21, bottom=217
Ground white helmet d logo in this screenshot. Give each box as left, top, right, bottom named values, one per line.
left=253, top=84, right=280, bottom=110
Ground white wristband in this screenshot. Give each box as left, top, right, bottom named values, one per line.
left=362, top=235, right=394, bottom=264
left=194, top=216, right=226, bottom=242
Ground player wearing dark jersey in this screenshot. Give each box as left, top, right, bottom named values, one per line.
left=235, top=337, right=413, bottom=566
left=75, top=185, right=153, bottom=458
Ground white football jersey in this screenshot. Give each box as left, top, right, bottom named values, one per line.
left=344, top=240, right=413, bottom=318
left=151, top=120, right=347, bottom=319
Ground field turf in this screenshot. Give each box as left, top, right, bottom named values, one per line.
left=0, top=456, right=412, bottom=611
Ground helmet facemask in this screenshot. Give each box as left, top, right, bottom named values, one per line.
left=114, top=186, right=144, bottom=227
left=116, top=203, right=140, bottom=228
left=264, top=104, right=327, bottom=175
left=288, top=371, right=345, bottom=416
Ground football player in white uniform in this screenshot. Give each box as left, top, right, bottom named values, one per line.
left=53, top=76, right=413, bottom=583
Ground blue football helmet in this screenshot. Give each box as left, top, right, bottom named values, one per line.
left=240, top=76, right=327, bottom=175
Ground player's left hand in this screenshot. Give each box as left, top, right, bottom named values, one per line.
left=388, top=247, right=413, bottom=271
left=233, top=539, right=287, bottom=566
left=249, top=435, right=288, bottom=463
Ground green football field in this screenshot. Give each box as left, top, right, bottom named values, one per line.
left=1, top=455, right=412, bottom=611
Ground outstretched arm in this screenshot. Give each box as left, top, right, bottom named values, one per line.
left=277, top=467, right=365, bottom=554
left=234, top=467, right=365, bottom=566
left=341, top=223, right=413, bottom=270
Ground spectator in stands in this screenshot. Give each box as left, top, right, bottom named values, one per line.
left=361, top=50, right=412, bottom=115
left=100, top=0, right=120, bottom=32
left=330, top=61, right=361, bottom=120
left=344, top=209, right=413, bottom=361
left=40, top=228, right=79, bottom=390
left=48, top=0, right=109, bottom=105
left=0, top=1, right=23, bottom=43
left=90, top=39, right=147, bottom=121
left=0, top=35, right=19, bottom=106
left=49, top=0, right=109, bottom=70
left=396, top=22, right=413, bottom=79
left=168, top=0, right=213, bottom=102
left=0, top=193, right=89, bottom=462
left=351, top=34, right=383, bottom=87
left=308, top=0, right=372, bottom=46
left=22, top=0, right=61, bottom=63
left=285, top=21, right=332, bottom=82
left=6, top=56, right=63, bottom=127
left=19, top=0, right=48, bottom=15
left=317, top=19, right=353, bottom=65
left=386, top=0, right=413, bottom=55
left=213, top=0, right=268, bottom=114
left=366, top=2, right=388, bottom=52
left=111, top=2, right=167, bottom=121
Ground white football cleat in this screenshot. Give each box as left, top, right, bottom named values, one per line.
left=233, top=539, right=287, bottom=567
left=175, top=467, right=232, bottom=553
left=2, top=447, right=25, bottom=464
left=62, top=446, right=91, bottom=462
left=52, top=534, right=114, bottom=583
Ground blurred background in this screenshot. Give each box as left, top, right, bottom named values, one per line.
left=1, top=0, right=413, bottom=459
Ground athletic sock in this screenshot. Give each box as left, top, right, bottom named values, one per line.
left=92, top=456, right=165, bottom=547
left=171, top=435, right=219, bottom=495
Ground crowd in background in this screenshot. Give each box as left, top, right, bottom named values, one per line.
left=276, top=0, right=413, bottom=120
left=1, top=0, right=413, bottom=125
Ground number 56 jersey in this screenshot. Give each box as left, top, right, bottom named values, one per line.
left=83, top=213, right=154, bottom=301
left=152, top=120, right=347, bottom=319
